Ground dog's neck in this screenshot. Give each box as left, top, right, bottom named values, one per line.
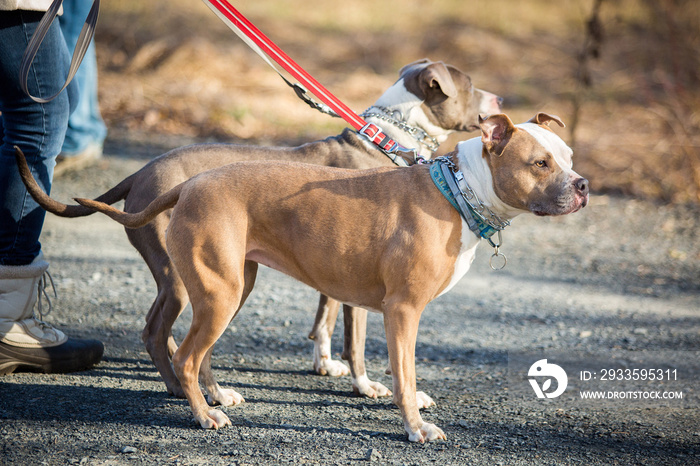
left=363, top=78, right=454, bottom=159
left=454, top=137, right=529, bottom=222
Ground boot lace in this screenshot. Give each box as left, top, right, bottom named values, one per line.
left=36, top=271, right=57, bottom=320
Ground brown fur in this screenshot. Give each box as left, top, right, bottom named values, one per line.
left=15, top=59, right=502, bottom=401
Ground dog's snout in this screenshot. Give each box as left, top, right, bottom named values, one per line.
left=575, top=177, right=589, bottom=196
left=478, top=91, right=504, bottom=116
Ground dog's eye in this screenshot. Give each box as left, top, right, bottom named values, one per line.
left=535, top=160, right=548, bottom=168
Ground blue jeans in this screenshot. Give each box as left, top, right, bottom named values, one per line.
left=59, top=0, right=107, bottom=155
left=0, top=11, right=77, bottom=266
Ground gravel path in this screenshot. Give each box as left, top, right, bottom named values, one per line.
left=1, top=140, right=698, bottom=465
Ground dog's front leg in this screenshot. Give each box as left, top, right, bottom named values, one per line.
left=383, top=302, right=445, bottom=443
left=309, top=295, right=349, bottom=377
left=342, top=305, right=391, bottom=398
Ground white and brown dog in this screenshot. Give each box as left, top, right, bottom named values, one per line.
left=66, top=112, right=588, bottom=442
left=17, top=59, right=501, bottom=401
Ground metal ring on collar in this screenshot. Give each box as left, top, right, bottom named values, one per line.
left=489, top=249, right=507, bottom=270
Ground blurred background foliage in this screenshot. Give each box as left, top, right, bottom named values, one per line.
left=95, top=0, right=700, bottom=204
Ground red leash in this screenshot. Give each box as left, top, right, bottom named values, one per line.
left=203, top=0, right=419, bottom=165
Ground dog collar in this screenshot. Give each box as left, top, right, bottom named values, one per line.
left=429, top=157, right=511, bottom=269
left=360, top=106, right=440, bottom=154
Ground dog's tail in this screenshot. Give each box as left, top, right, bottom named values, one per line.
left=74, top=183, right=183, bottom=229
left=14, top=145, right=133, bottom=218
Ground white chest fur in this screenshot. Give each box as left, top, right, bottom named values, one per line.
left=437, top=217, right=480, bottom=298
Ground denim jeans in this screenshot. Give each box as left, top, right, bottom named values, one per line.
left=59, top=0, right=107, bottom=155
left=0, top=11, right=77, bottom=266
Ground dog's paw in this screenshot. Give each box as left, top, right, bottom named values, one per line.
left=407, top=422, right=446, bottom=443
left=198, top=409, right=231, bottom=429
left=314, top=357, right=350, bottom=377
left=352, top=375, right=392, bottom=398
left=207, top=388, right=245, bottom=407
left=416, top=391, right=436, bottom=409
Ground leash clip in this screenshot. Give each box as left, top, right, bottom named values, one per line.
left=289, top=82, right=339, bottom=117
left=414, top=154, right=429, bottom=164
left=359, top=123, right=416, bottom=167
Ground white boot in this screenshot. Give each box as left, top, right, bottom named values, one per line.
left=0, top=252, right=66, bottom=347
left=0, top=253, right=103, bottom=374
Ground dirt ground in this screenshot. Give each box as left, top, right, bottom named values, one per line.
left=0, top=137, right=698, bottom=465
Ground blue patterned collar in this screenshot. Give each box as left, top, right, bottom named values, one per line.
left=428, top=157, right=510, bottom=247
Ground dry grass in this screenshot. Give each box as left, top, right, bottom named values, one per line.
left=94, top=0, right=700, bottom=204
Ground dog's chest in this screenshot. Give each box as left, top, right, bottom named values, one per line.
left=437, top=218, right=479, bottom=297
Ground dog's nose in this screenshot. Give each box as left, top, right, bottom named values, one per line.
left=575, top=177, right=589, bottom=196
left=496, top=96, right=504, bottom=109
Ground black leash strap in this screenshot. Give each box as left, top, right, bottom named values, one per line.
left=19, top=0, right=100, bottom=104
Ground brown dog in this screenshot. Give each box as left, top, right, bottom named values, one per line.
left=66, top=113, right=588, bottom=442
left=18, top=59, right=501, bottom=401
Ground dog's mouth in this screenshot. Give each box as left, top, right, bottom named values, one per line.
left=531, top=194, right=588, bottom=217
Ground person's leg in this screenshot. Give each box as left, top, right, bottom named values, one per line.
left=56, top=0, right=107, bottom=174
left=0, top=11, right=103, bottom=374
left=0, top=11, right=73, bottom=264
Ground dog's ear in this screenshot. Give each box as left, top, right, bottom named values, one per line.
left=403, top=60, right=459, bottom=100
left=528, top=113, right=566, bottom=128
left=418, top=61, right=458, bottom=99
left=479, top=113, right=516, bottom=157
left=398, top=58, right=431, bottom=77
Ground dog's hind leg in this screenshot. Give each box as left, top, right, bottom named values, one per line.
left=133, top=219, right=190, bottom=398
left=167, top=212, right=251, bottom=428
left=200, top=261, right=258, bottom=407
left=172, top=269, right=244, bottom=429
left=201, top=345, right=245, bottom=407
left=142, top=281, right=189, bottom=398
